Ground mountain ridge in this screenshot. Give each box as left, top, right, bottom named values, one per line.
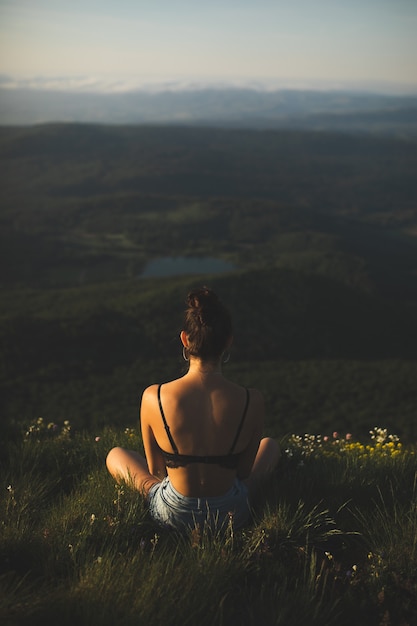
left=1, top=87, right=417, bottom=134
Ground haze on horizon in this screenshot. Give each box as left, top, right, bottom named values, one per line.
left=1, top=0, right=417, bottom=95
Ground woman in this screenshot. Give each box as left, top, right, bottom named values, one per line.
left=106, top=287, right=280, bottom=532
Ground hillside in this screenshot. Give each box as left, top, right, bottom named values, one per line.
left=1, top=124, right=417, bottom=440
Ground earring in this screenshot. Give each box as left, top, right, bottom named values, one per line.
left=182, top=346, right=189, bottom=362
left=222, top=350, right=231, bottom=364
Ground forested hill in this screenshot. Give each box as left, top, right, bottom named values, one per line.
left=1, top=124, right=417, bottom=440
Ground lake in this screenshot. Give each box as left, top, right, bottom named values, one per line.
left=140, top=256, right=235, bottom=278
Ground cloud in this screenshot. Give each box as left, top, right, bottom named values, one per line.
left=1, top=73, right=417, bottom=96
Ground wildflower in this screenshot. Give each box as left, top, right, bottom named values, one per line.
left=95, top=436, right=101, bottom=442
left=346, top=564, right=357, bottom=579
left=345, top=433, right=352, bottom=440
left=105, top=515, right=117, bottom=528
left=150, top=533, right=159, bottom=557
left=332, top=432, right=339, bottom=439
left=90, top=514, right=96, bottom=524
left=6, top=484, right=16, bottom=512
left=323, top=436, right=329, bottom=442
left=96, top=556, right=102, bottom=564
left=227, top=511, right=235, bottom=542
left=370, top=427, right=390, bottom=444
left=55, top=419, right=72, bottom=439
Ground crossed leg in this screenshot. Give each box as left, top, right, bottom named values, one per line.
left=106, top=447, right=160, bottom=495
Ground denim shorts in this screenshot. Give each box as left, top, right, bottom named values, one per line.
left=147, top=476, right=251, bottom=532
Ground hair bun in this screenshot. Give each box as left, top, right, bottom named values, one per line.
left=183, top=286, right=232, bottom=360
left=187, top=287, right=219, bottom=326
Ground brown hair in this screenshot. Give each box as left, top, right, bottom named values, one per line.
left=184, top=287, right=232, bottom=362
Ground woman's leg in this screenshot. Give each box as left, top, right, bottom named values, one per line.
left=245, top=437, right=280, bottom=497
left=106, top=447, right=160, bottom=495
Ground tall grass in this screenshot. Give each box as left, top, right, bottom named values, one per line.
left=1, top=421, right=416, bottom=625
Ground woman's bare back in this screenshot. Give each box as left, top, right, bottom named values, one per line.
left=141, top=374, right=264, bottom=497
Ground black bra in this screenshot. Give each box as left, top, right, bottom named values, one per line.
left=157, top=384, right=250, bottom=469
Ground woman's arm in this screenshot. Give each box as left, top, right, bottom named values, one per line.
left=140, top=385, right=167, bottom=480
left=236, top=389, right=264, bottom=480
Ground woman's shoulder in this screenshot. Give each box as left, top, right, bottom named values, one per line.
left=247, top=385, right=263, bottom=398
left=246, top=386, right=264, bottom=411
left=227, top=380, right=263, bottom=400
left=142, top=378, right=263, bottom=405
left=221, top=381, right=264, bottom=416
left=141, top=378, right=183, bottom=402
left=141, top=383, right=159, bottom=397
left=141, top=383, right=164, bottom=411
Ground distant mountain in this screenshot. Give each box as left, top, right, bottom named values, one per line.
left=1, top=85, right=417, bottom=135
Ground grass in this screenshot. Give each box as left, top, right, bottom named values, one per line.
left=1, top=421, right=416, bottom=626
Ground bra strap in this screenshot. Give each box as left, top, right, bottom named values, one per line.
left=157, top=384, right=179, bottom=455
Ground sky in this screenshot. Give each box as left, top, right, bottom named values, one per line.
left=1, top=0, right=417, bottom=93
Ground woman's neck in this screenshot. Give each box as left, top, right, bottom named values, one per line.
left=187, top=357, right=223, bottom=377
